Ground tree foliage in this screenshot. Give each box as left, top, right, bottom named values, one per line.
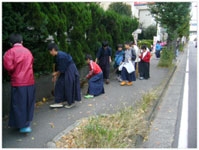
left=2, top=2, right=139, bottom=80
left=139, top=25, right=157, bottom=40
left=108, top=2, right=132, bottom=17
left=148, top=2, right=191, bottom=42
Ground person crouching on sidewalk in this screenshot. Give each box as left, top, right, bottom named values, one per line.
left=139, top=45, right=151, bottom=80
left=84, top=54, right=105, bottom=99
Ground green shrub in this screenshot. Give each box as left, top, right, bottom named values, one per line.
left=179, top=43, right=184, bottom=52
left=158, top=48, right=174, bottom=67
left=138, top=40, right=153, bottom=49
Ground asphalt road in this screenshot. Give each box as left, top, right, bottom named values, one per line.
left=2, top=54, right=169, bottom=148
left=174, top=41, right=197, bottom=148
left=187, top=42, right=197, bottom=148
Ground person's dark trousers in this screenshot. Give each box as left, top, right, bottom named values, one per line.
left=155, top=50, right=160, bottom=58
left=9, top=85, right=36, bottom=128
left=54, top=63, right=81, bottom=105
left=139, top=61, right=150, bottom=79
left=121, top=67, right=133, bottom=82
left=100, top=64, right=110, bottom=80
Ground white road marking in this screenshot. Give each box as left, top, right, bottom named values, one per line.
left=178, top=48, right=189, bottom=148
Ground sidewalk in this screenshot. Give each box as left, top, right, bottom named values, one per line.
left=142, top=49, right=187, bottom=148
left=2, top=53, right=177, bottom=148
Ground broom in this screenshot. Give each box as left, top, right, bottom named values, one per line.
left=80, top=78, right=87, bottom=88
left=51, top=63, right=56, bottom=96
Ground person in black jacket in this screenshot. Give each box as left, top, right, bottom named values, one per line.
left=95, top=41, right=112, bottom=84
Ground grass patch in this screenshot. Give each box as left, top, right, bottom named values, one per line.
left=179, top=43, right=184, bottom=52
left=56, top=91, right=157, bottom=148
left=158, top=48, right=174, bottom=68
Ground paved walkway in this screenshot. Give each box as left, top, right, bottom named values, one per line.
left=3, top=52, right=177, bottom=148
left=142, top=45, right=188, bottom=148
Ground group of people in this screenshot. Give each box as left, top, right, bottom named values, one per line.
left=114, top=41, right=151, bottom=84
left=3, top=33, right=152, bottom=133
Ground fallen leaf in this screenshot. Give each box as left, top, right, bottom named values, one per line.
left=16, top=139, right=22, bottom=142
left=42, top=97, right=47, bottom=102
left=49, top=123, right=55, bottom=128
left=31, top=137, right=35, bottom=140
left=35, top=101, right=43, bottom=107
left=88, top=104, right=92, bottom=107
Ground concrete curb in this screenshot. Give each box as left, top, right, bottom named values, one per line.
left=46, top=120, right=81, bottom=148
left=135, top=65, right=178, bottom=148
left=147, top=52, right=183, bottom=122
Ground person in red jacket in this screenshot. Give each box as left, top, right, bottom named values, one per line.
left=84, top=54, right=105, bottom=99
left=139, top=45, right=151, bottom=80
left=3, top=33, right=35, bottom=133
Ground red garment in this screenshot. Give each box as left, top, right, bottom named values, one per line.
left=139, top=51, right=151, bottom=62
left=86, top=60, right=102, bottom=79
left=3, top=43, right=35, bottom=86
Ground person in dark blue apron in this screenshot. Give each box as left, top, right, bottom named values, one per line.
left=95, top=41, right=112, bottom=84
left=3, top=33, right=35, bottom=133
left=48, top=43, right=81, bottom=108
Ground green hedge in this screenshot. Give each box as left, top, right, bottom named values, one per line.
left=2, top=2, right=139, bottom=80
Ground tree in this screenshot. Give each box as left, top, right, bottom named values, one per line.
left=144, top=25, right=157, bottom=40
left=108, top=2, right=132, bottom=17
left=139, top=25, right=157, bottom=40
left=148, top=2, right=191, bottom=44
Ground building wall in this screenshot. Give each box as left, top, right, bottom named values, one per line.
left=139, top=9, right=155, bottom=28
left=133, top=4, right=156, bottom=28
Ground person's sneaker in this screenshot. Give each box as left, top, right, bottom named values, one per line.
left=49, top=103, right=63, bottom=108
left=139, top=77, right=144, bottom=80
left=127, top=81, right=133, bottom=86
left=20, top=127, right=32, bottom=133
left=64, top=103, right=76, bottom=109
left=120, top=81, right=127, bottom=86
left=84, top=94, right=94, bottom=99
